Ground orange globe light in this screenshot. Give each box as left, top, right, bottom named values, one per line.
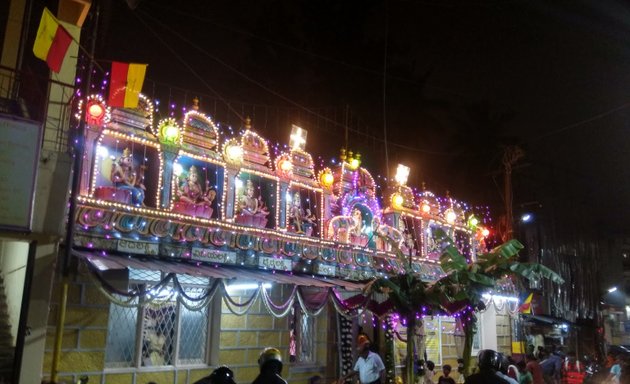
left=481, top=228, right=490, bottom=237
left=88, top=103, right=104, bottom=119
left=321, top=172, right=334, bottom=188
left=421, top=203, right=431, bottom=213
left=86, top=101, right=105, bottom=125
left=392, top=193, right=404, bottom=208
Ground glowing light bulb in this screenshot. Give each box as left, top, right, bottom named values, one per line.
left=173, top=163, right=183, bottom=176
left=421, top=203, right=431, bottom=213
left=394, top=164, right=410, bottom=185
left=96, top=145, right=109, bottom=159
left=321, top=172, right=334, bottom=188
left=481, top=228, right=490, bottom=237
left=279, top=159, right=292, bottom=172
left=225, top=144, right=244, bottom=163
left=445, top=209, right=457, bottom=224
left=88, top=103, right=104, bottom=119
left=164, top=124, right=179, bottom=141
left=392, top=193, right=404, bottom=208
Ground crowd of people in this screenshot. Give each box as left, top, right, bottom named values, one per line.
left=152, top=343, right=630, bottom=384
left=460, top=346, right=630, bottom=384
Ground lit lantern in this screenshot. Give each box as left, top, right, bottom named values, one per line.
left=481, top=228, right=490, bottom=237
left=289, top=124, right=307, bottom=151
left=86, top=99, right=106, bottom=125
left=467, top=215, right=479, bottom=228
left=277, top=158, right=293, bottom=178
left=158, top=118, right=181, bottom=145
left=392, top=193, right=404, bottom=208
left=348, top=153, right=361, bottom=170
left=394, top=164, right=410, bottom=186
left=224, top=140, right=244, bottom=165
left=319, top=168, right=334, bottom=189
left=445, top=208, right=457, bottom=224
left=421, top=202, right=431, bottom=214
left=279, top=159, right=292, bottom=172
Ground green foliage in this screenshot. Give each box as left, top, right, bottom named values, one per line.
left=367, top=226, right=564, bottom=381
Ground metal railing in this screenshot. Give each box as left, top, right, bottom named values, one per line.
left=0, top=65, right=77, bottom=154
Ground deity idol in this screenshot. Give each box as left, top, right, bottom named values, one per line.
left=303, top=208, right=317, bottom=236
left=177, top=166, right=213, bottom=206
left=236, top=179, right=269, bottom=227
left=288, top=192, right=305, bottom=233
left=239, top=179, right=260, bottom=214
left=350, top=207, right=364, bottom=238
left=110, top=148, right=145, bottom=206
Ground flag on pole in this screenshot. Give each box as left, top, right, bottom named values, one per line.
left=108, top=62, right=147, bottom=109
left=519, top=293, right=534, bottom=314
left=33, top=8, right=73, bottom=73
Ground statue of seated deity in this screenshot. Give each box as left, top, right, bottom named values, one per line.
left=288, top=192, right=316, bottom=236
left=235, top=179, right=269, bottom=227
left=173, top=165, right=214, bottom=219
left=109, top=148, right=145, bottom=206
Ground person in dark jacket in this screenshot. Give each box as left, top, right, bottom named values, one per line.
left=464, top=349, right=509, bottom=384
left=252, top=347, right=288, bottom=384
left=193, top=366, right=237, bottom=384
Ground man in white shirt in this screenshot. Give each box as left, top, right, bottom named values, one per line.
left=338, top=336, right=385, bottom=384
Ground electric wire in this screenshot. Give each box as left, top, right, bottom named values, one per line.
left=131, top=7, right=464, bottom=156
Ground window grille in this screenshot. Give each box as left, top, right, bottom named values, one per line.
left=104, top=282, right=210, bottom=369
left=296, top=308, right=315, bottom=363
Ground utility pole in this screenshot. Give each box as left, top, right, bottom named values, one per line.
left=502, top=145, right=524, bottom=241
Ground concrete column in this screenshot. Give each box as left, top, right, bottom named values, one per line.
left=480, top=304, right=498, bottom=351
left=20, top=242, right=57, bottom=384
left=160, top=150, right=178, bottom=209
left=278, top=182, right=289, bottom=229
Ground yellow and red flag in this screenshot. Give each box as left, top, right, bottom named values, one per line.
left=519, top=293, right=534, bottom=314
left=33, top=8, right=73, bottom=73
left=108, top=62, right=147, bottom=109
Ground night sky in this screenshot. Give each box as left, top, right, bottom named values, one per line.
left=79, top=0, right=630, bottom=235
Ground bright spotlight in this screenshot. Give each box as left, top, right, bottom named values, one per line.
left=608, top=286, right=618, bottom=293
left=521, top=213, right=533, bottom=223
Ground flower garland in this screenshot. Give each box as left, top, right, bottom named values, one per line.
left=260, top=286, right=295, bottom=318
left=295, top=288, right=328, bottom=317
left=221, top=283, right=261, bottom=316
left=83, top=259, right=370, bottom=317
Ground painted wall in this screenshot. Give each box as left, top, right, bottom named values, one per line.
left=41, top=265, right=331, bottom=384
left=0, top=240, right=28, bottom=345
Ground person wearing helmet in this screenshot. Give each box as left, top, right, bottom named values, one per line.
left=337, top=335, right=385, bottom=384
left=193, top=366, right=237, bottom=384
left=253, top=347, right=287, bottom=384
left=464, top=349, right=509, bottom=384
left=496, top=354, right=518, bottom=384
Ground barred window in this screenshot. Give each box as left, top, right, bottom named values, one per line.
left=289, top=306, right=316, bottom=364
left=296, top=308, right=315, bottom=363
left=104, top=274, right=210, bottom=369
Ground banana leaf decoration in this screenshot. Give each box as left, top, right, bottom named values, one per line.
left=365, top=226, right=564, bottom=383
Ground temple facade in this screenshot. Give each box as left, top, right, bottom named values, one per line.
left=15, top=94, right=519, bottom=384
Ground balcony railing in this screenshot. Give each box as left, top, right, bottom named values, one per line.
left=0, top=65, right=76, bottom=153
